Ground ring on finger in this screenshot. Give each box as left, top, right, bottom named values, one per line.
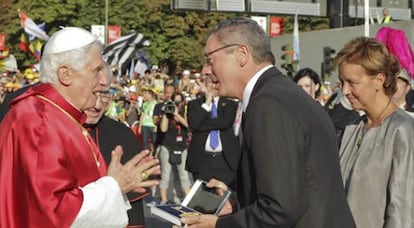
left=140, top=171, right=149, bottom=181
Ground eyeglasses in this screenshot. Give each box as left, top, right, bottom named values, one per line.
left=98, top=91, right=112, bottom=103
left=204, top=44, right=239, bottom=65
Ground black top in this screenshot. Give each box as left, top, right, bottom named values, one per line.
left=86, top=117, right=146, bottom=226
left=153, top=102, right=164, bottom=147
left=159, top=105, right=188, bottom=151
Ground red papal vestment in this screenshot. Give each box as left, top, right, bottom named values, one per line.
left=0, top=83, right=108, bottom=227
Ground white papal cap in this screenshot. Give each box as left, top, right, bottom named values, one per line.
left=43, top=27, right=97, bottom=55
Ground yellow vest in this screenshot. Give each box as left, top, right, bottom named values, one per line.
left=382, top=16, right=392, bottom=24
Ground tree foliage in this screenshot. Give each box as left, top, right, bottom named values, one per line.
left=282, top=15, right=329, bottom=33
left=0, top=0, right=328, bottom=74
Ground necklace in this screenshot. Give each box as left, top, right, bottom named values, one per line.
left=356, top=128, right=369, bottom=148
left=357, top=99, right=391, bottom=148
left=36, top=95, right=101, bottom=167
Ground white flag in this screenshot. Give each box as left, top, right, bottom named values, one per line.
left=293, top=9, right=300, bottom=63
left=19, top=10, right=49, bottom=40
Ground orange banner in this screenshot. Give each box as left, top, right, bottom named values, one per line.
left=269, top=17, right=283, bottom=37
left=0, top=34, right=6, bottom=51
left=108, top=25, right=121, bottom=44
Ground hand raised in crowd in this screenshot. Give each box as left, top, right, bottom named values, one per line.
left=107, top=145, right=160, bottom=193
left=204, top=88, right=213, bottom=105
left=196, top=77, right=208, bottom=93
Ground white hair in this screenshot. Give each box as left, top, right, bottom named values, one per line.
left=39, top=40, right=103, bottom=84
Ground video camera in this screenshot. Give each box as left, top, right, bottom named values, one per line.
left=163, top=100, right=176, bottom=115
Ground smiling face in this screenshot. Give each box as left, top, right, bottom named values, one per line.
left=202, top=35, right=240, bottom=98
left=84, top=64, right=113, bottom=124
left=202, top=18, right=275, bottom=100
left=84, top=90, right=111, bottom=124
left=61, top=45, right=107, bottom=112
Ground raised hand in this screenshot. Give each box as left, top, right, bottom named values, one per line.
left=107, top=145, right=160, bottom=193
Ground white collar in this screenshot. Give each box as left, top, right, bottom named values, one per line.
left=242, top=65, right=273, bottom=112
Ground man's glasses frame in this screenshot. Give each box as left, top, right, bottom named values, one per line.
left=204, top=43, right=239, bottom=65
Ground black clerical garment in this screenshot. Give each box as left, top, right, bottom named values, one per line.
left=87, top=116, right=146, bottom=226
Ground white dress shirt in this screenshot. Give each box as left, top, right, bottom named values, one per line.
left=202, top=96, right=223, bottom=152
left=242, top=65, right=273, bottom=111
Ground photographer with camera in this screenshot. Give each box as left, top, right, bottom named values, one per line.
left=153, top=84, right=176, bottom=151
left=158, top=92, right=192, bottom=204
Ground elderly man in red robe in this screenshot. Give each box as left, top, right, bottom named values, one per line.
left=0, top=27, right=160, bottom=227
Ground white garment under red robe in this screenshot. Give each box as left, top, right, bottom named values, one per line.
left=0, top=83, right=128, bottom=227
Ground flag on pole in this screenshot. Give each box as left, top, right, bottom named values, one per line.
left=19, top=33, right=43, bottom=62
left=103, top=31, right=150, bottom=76
left=18, top=10, right=49, bottom=40
left=18, top=10, right=47, bottom=61
left=29, top=23, right=46, bottom=41
left=129, top=59, right=135, bottom=79
left=29, top=40, right=43, bottom=61
left=293, top=9, right=300, bottom=63
left=19, top=33, right=30, bottom=53
left=134, top=50, right=151, bottom=77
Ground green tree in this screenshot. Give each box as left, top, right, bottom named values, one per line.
left=282, top=15, right=329, bottom=33
left=0, top=0, right=83, bottom=67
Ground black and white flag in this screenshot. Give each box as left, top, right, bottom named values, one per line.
left=103, top=31, right=150, bottom=75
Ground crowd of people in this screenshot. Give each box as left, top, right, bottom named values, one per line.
left=0, top=16, right=414, bottom=228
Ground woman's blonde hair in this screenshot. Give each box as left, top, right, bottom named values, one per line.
left=334, top=36, right=400, bottom=96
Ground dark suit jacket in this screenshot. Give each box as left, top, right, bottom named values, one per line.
left=186, top=96, right=241, bottom=184
left=217, top=67, right=355, bottom=228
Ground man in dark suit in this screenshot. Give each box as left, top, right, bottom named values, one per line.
left=186, top=76, right=240, bottom=187
left=181, top=17, right=355, bottom=228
